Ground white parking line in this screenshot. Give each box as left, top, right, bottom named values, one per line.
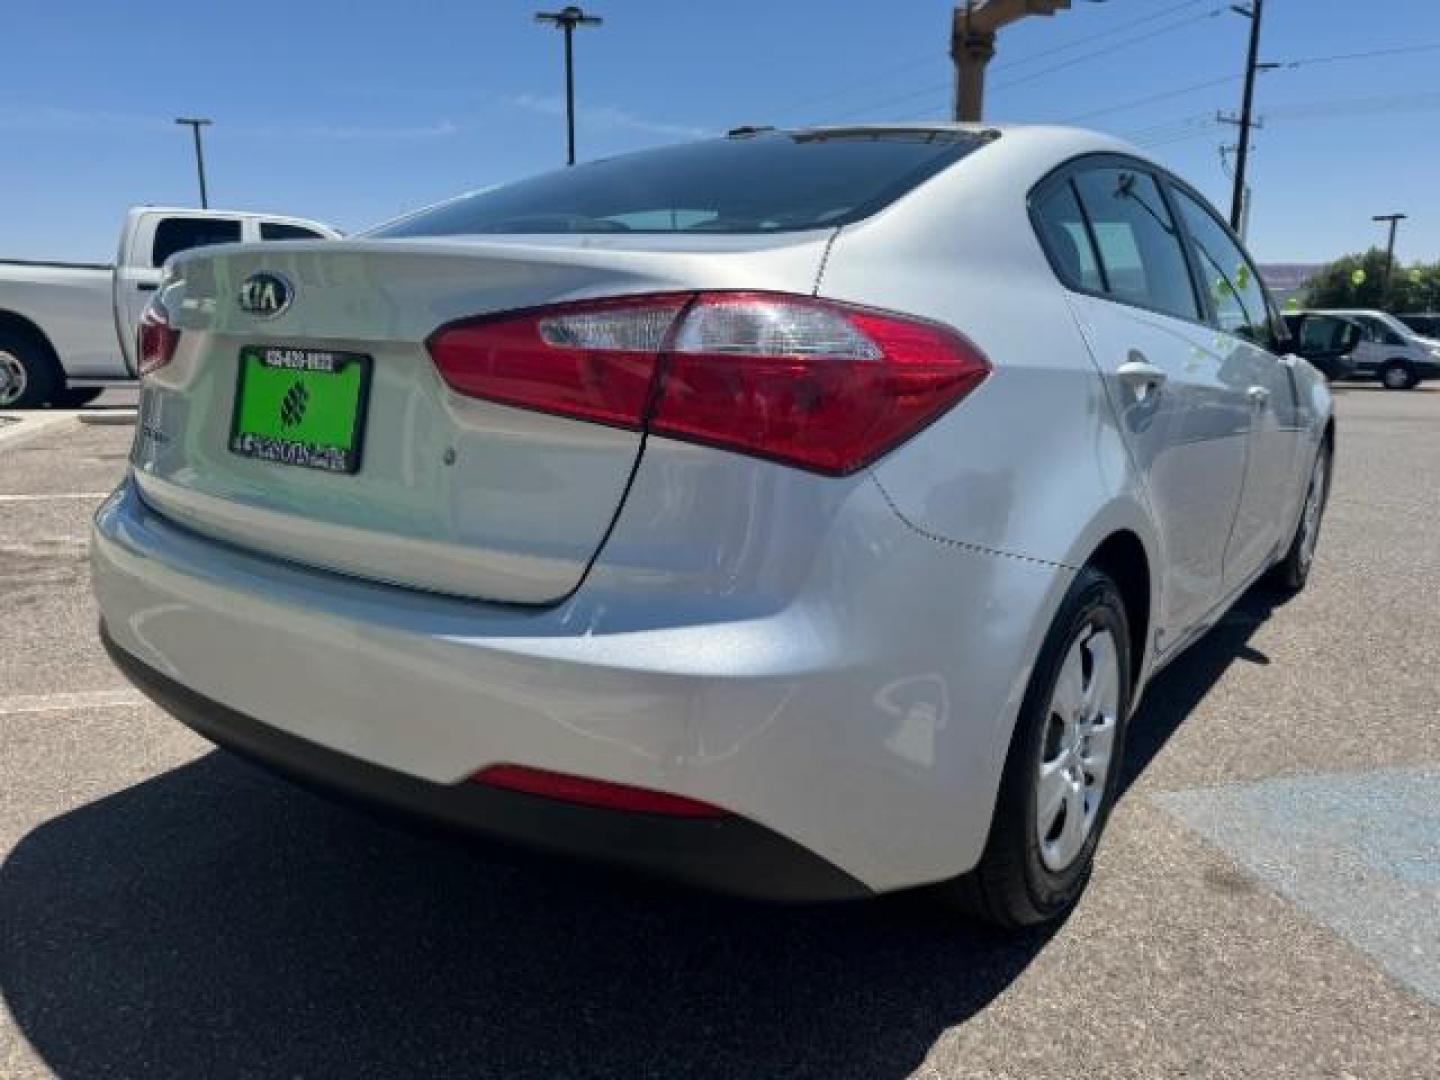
left=0, top=689, right=147, bottom=716
left=0, top=492, right=112, bottom=503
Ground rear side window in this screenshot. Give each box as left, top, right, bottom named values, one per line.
left=1033, top=182, right=1104, bottom=293
left=1071, top=168, right=1199, bottom=322
left=152, top=217, right=243, bottom=267
left=1170, top=186, right=1276, bottom=348
left=260, top=222, right=327, bottom=241
left=372, top=129, right=994, bottom=237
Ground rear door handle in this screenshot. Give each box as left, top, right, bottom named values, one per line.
left=136, top=282, right=157, bottom=292
left=1247, top=385, right=1270, bottom=407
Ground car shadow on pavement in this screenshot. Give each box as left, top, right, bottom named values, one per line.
left=0, top=751, right=1058, bottom=1079
left=0, top=586, right=1282, bottom=1079
left=1121, top=583, right=1280, bottom=794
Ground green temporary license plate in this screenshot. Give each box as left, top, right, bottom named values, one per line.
left=229, top=346, right=371, bottom=474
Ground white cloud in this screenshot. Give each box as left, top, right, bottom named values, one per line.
left=0, top=106, right=167, bottom=133
left=507, top=93, right=709, bottom=140
left=231, top=120, right=461, bottom=141
left=0, top=106, right=459, bottom=142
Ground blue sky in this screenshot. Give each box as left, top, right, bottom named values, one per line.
left=4, top=0, right=1437, bottom=265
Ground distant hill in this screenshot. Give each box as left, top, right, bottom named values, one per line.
left=1261, top=264, right=1325, bottom=306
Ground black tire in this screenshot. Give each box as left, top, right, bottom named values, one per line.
left=1380, top=361, right=1417, bottom=391
left=53, top=386, right=104, bottom=408
left=1270, top=441, right=1330, bottom=595
left=0, top=326, right=62, bottom=409
left=939, top=566, right=1132, bottom=928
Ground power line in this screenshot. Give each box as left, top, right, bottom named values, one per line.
left=772, top=52, right=948, bottom=120
left=989, top=0, right=1211, bottom=73
left=989, top=7, right=1225, bottom=93
left=1264, top=88, right=1440, bottom=120
left=1059, top=73, right=1241, bottom=123
left=814, top=4, right=1225, bottom=125
left=1128, top=86, right=1440, bottom=151
left=776, top=0, right=1211, bottom=123
left=1059, top=38, right=1440, bottom=129
left=1278, top=41, right=1440, bottom=69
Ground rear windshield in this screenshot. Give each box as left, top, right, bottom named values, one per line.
left=371, top=129, right=994, bottom=238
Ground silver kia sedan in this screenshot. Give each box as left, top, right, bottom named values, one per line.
left=93, top=125, right=1346, bottom=927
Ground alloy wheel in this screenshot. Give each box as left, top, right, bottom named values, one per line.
left=1036, top=625, right=1121, bottom=872
left=1298, top=450, right=1328, bottom=573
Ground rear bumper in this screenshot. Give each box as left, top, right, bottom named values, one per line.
left=102, top=624, right=867, bottom=902
left=92, top=472, right=1068, bottom=893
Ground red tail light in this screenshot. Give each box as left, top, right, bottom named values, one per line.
left=428, top=292, right=989, bottom=475
left=472, top=764, right=729, bottom=818
left=137, top=296, right=180, bottom=375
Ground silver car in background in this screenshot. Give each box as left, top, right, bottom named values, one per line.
left=93, top=125, right=1347, bottom=926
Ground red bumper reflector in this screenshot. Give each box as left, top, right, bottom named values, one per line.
left=472, top=764, right=730, bottom=818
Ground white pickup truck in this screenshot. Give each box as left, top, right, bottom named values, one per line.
left=0, top=206, right=338, bottom=407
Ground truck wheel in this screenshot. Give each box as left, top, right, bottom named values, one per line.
left=1381, top=362, right=1417, bottom=390
left=0, top=329, right=61, bottom=409
left=54, top=387, right=104, bottom=408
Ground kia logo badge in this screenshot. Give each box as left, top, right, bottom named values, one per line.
left=238, top=272, right=293, bottom=319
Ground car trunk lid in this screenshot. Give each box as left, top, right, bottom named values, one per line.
left=130, top=234, right=832, bottom=602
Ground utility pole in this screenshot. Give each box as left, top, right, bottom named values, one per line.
left=950, top=1, right=1097, bottom=122
left=535, top=6, right=603, bottom=166
left=174, top=117, right=213, bottom=208
left=1229, top=0, right=1267, bottom=232
left=1373, top=213, right=1407, bottom=301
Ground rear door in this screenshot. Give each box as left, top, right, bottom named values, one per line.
left=1034, top=158, right=1250, bottom=645
left=1167, top=182, right=1299, bottom=590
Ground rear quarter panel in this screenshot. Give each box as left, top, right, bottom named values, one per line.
left=813, top=128, right=1160, bottom=798
left=816, top=129, right=1158, bottom=585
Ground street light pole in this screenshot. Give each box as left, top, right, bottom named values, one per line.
left=1373, top=213, right=1408, bottom=301
left=535, top=6, right=603, bottom=166
left=174, top=117, right=213, bottom=209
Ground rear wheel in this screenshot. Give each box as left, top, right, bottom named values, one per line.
left=1381, top=361, right=1417, bottom=390
left=0, top=329, right=61, bottom=409
left=1271, top=442, right=1330, bottom=594
left=940, top=567, right=1131, bottom=928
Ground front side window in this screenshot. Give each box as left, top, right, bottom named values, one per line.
left=1071, top=167, right=1199, bottom=322
left=152, top=217, right=242, bottom=267
left=1299, top=314, right=1355, bottom=353
left=371, top=129, right=994, bottom=238
left=1170, top=187, right=1276, bottom=349
left=1356, top=316, right=1405, bottom=345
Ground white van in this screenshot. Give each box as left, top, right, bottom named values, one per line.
left=1302, top=308, right=1440, bottom=390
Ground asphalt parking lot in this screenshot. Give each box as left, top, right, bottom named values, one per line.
left=1, top=386, right=1436, bottom=1079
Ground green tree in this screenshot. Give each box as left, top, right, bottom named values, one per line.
left=1304, top=250, right=1440, bottom=312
